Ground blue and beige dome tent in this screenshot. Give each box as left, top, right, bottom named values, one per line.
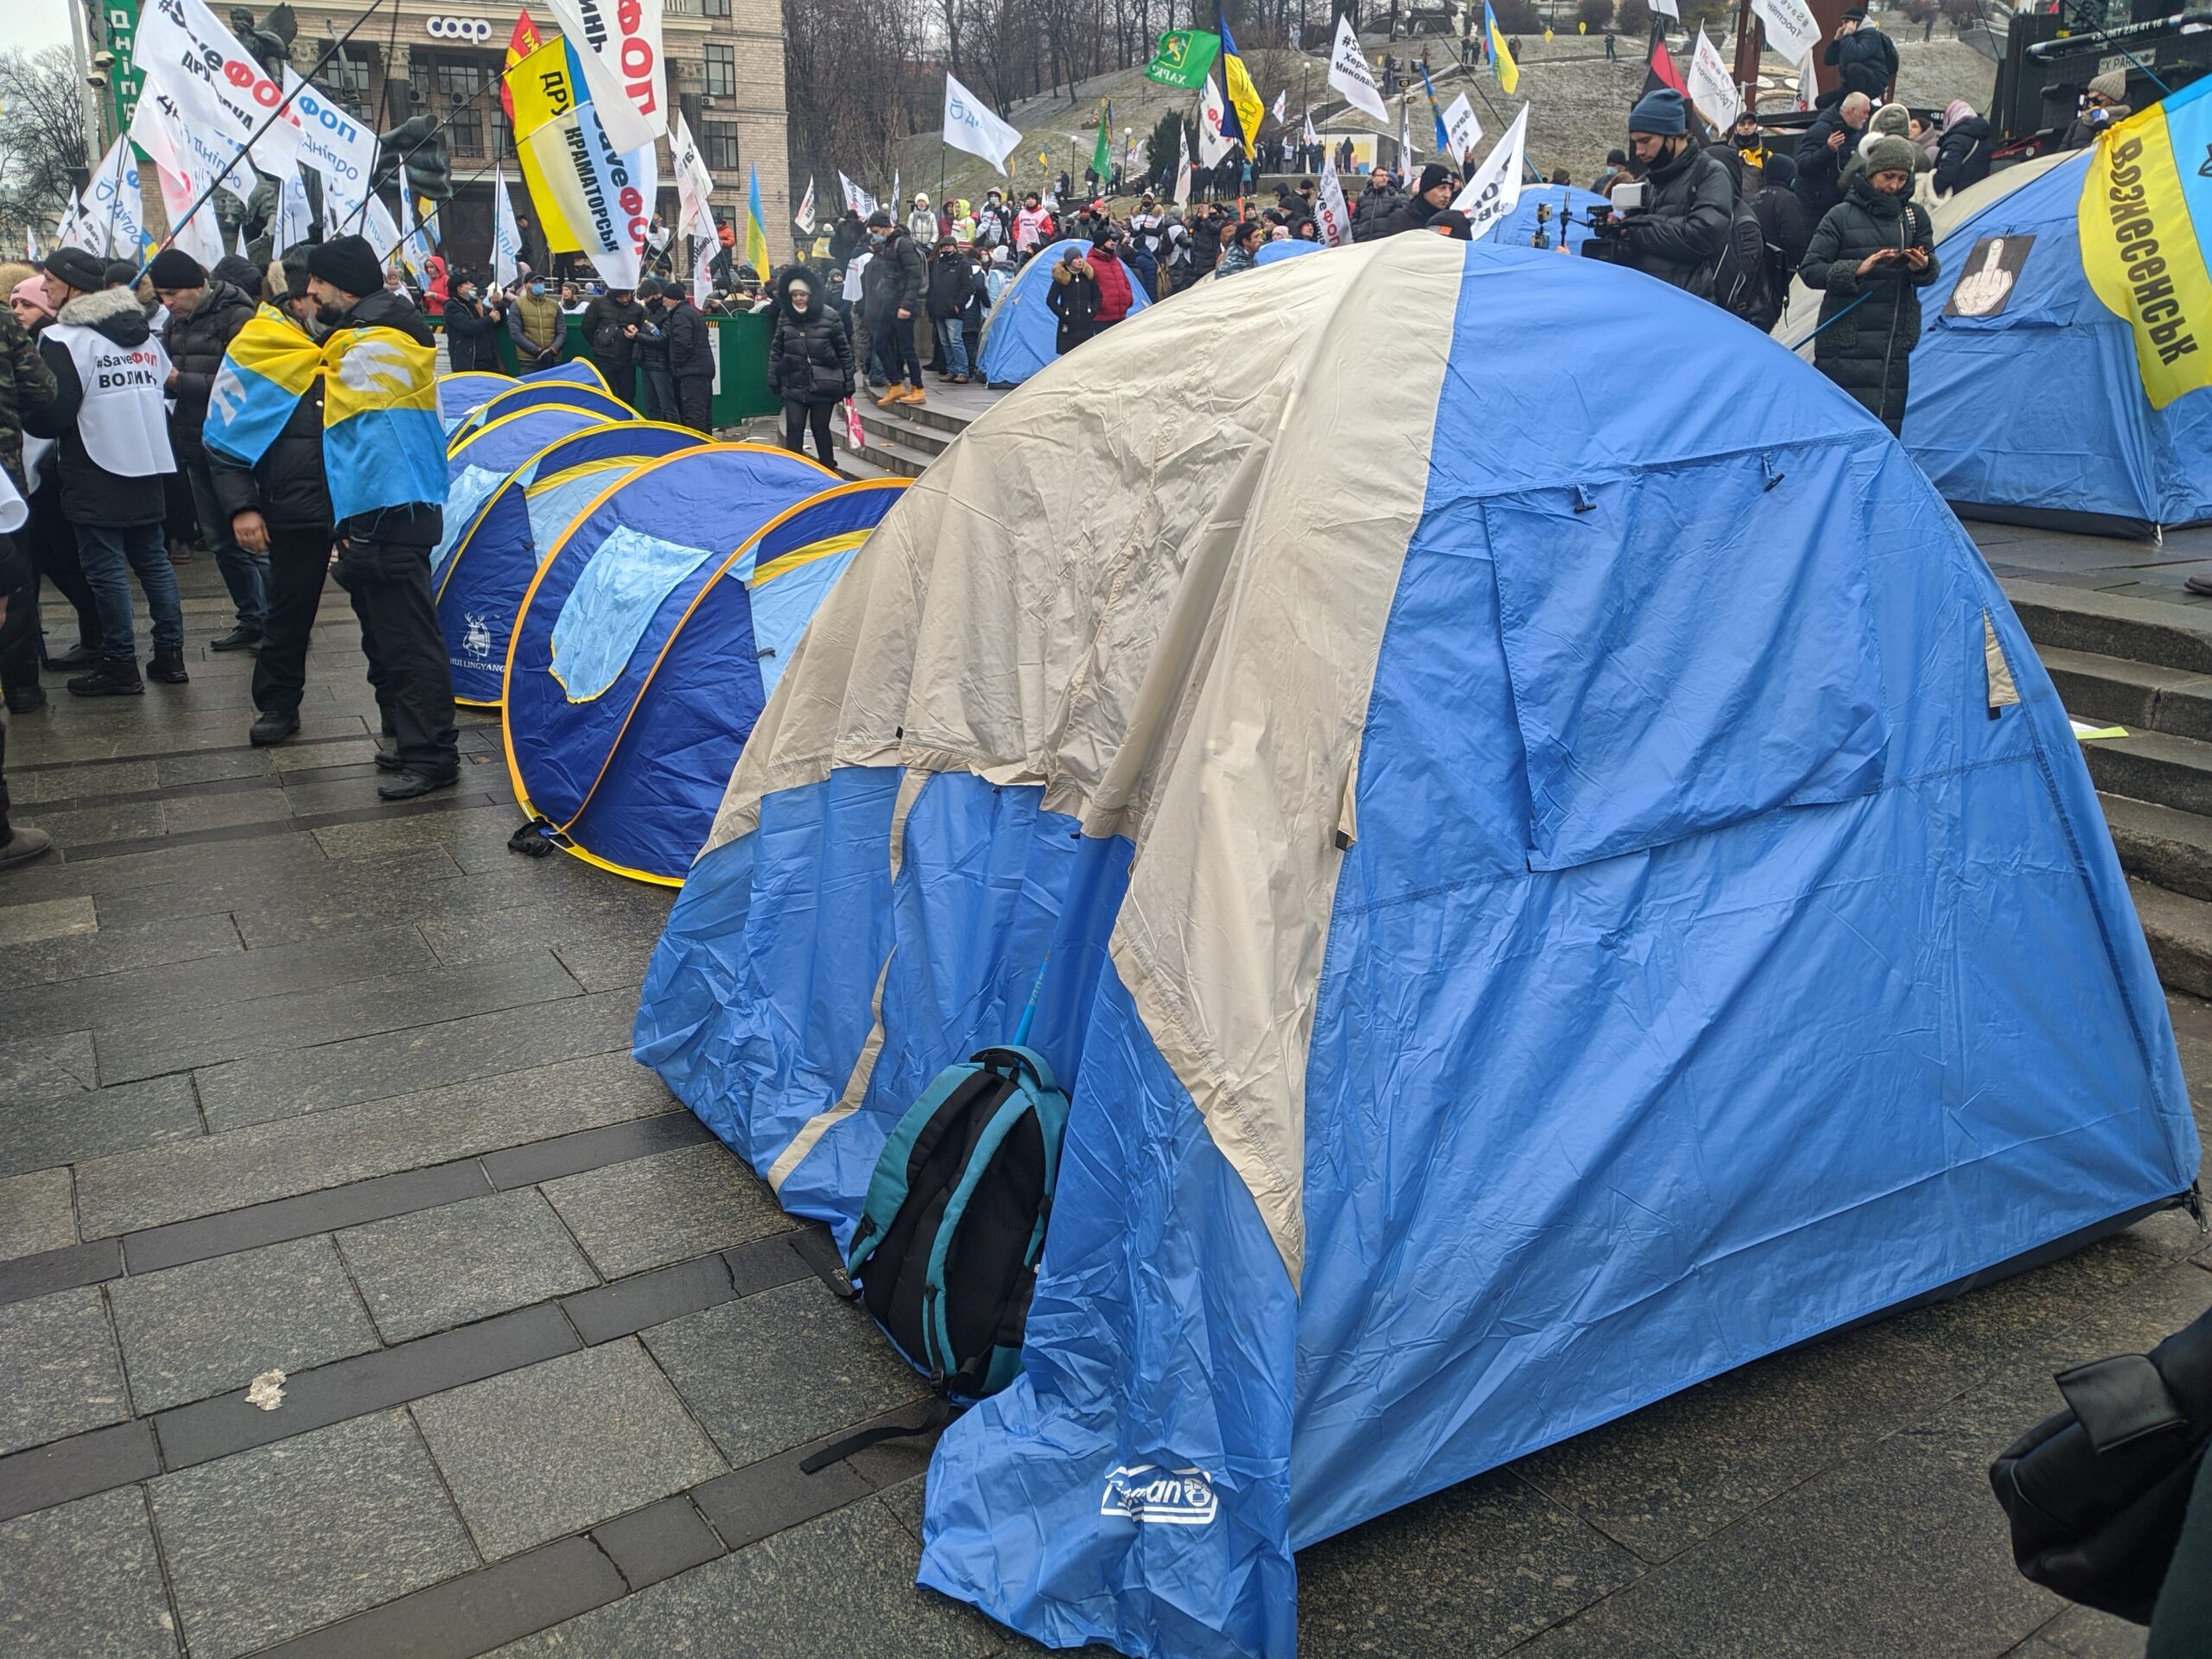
left=976, top=239, right=1152, bottom=387
left=522, top=358, right=611, bottom=393
left=1483, top=181, right=1607, bottom=252
left=636, top=233, right=2197, bottom=1659
left=452, top=377, right=634, bottom=442
left=438, top=371, right=513, bottom=429
left=435, top=422, right=710, bottom=705
left=1254, top=237, right=1325, bottom=265
left=503, top=445, right=898, bottom=882
left=1891, top=84, right=2212, bottom=537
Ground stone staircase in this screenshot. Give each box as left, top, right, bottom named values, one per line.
left=2008, top=578, right=2212, bottom=996
left=836, top=395, right=973, bottom=480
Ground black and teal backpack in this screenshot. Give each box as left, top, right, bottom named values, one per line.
left=843, top=1042, right=1070, bottom=1401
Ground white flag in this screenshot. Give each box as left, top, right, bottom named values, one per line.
left=1449, top=102, right=1528, bottom=237
left=1175, top=122, right=1192, bottom=207
left=1399, top=100, right=1414, bottom=175
left=272, top=163, right=313, bottom=254
left=538, top=0, right=665, bottom=154
left=1329, top=16, right=1389, bottom=124
left=1440, top=93, right=1483, bottom=164
left=691, top=226, right=715, bottom=309
left=492, top=165, right=523, bottom=289
left=670, top=111, right=720, bottom=240
left=839, top=171, right=877, bottom=219
left=795, top=179, right=817, bottom=233
left=1751, top=0, right=1822, bottom=68
left=1198, top=78, right=1233, bottom=165
left=363, top=196, right=403, bottom=271
left=233, top=221, right=248, bottom=259
left=1650, top=0, right=1679, bottom=16
left=1302, top=112, right=1319, bottom=146
left=54, top=193, right=86, bottom=251
left=133, top=0, right=305, bottom=175
left=25, top=226, right=40, bottom=262
left=1271, top=89, right=1287, bottom=123
left=394, top=192, right=429, bottom=281
left=943, top=73, right=1022, bottom=175
left=85, top=134, right=147, bottom=259
left=1315, top=154, right=1353, bottom=246
left=1687, top=26, right=1741, bottom=131
left=283, top=67, right=377, bottom=232
left=1795, top=53, right=1817, bottom=111
left=130, top=83, right=226, bottom=267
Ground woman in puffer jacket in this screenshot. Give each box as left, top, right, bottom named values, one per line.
left=766, top=266, right=854, bottom=468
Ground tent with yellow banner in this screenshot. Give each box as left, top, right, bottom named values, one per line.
left=1896, top=74, right=2212, bottom=537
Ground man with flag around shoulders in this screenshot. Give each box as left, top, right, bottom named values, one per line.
left=302, top=235, right=459, bottom=798
left=24, top=245, right=187, bottom=697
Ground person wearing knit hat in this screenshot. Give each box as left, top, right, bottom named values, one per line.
left=2067, top=70, right=2132, bottom=149
left=1822, top=1, right=1897, bottom=107
left=1840, top=102, right=1932, bottom=195
left=1615, top=88, right=1735, bottom=294
left=25, top=235, right=186, bottom=696
left=1753, top=150, right=1811, bottom=289
left=1798, top=129, right=1938, bottom=435
left=1374, top=162, right=1460, bottom=238
left=8, top=275, right=54, bottom=329
left=303, top=232, right=462, bottom=798
left=155, top=239, right=264, bottom=651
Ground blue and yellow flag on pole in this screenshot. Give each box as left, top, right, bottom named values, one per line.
left=322, top=325, right=445, bottom=521
left=2080, top=72, right=2212, bottom=410
left=202, top=305, right=322, bottom=470
left=745, top=165, right=772, bottom=281
left=1217, top=14, right=1267, bottom=153
left=1486, top=2, right=1519, bottom=95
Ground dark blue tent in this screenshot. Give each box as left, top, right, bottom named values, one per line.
left=503, top=444, right=876, bottom=881
left=435, top=422, right=711, bottom=705
left=976, top=240, right=1153, bottom=387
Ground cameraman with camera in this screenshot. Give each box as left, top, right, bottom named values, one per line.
left=1586, top=91, right=1735, bottom=295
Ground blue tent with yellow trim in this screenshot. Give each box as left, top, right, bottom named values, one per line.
left=435, top=422, right=711, bottom=705
left=504, top=446, right=899, bottom=882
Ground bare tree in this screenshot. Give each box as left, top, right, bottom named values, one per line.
left=0, top=47, right=89, bottom=241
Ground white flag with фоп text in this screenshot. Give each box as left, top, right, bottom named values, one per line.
left=1198, top=77, right=1234, bottom=165
left=1315, top=154, right=1353, bottom=246
left=1441, top=94, right=1483, bottom=164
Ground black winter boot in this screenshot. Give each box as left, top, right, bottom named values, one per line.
left=147, top=646, right=189, bottom=684
left=67, top=657, right=144, bottom=697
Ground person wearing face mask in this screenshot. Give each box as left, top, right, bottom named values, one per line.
left=509, top=275, right=563, bottom=369
left=205, top=249, right=340, bottom=748
left=580, top=283, right=645, bottom=405
left=766, top=268, right=853, bottom=466
left=1798, top=135, right=1938, bottom=435
left=442, top=271, right=507, bottom=372
left=859, top=210, right=927, bottom=407
left=659, top=279, right=715, bottom=433
left=1613, top=90, right=1735, bottom=294
left=632, top=279, right=674, bottom=421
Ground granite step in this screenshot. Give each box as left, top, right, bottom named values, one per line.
left=2005, top=578, right=2212, bottom=677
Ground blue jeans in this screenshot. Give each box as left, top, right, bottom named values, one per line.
left=941, top=318, right=968, bottom=378
left=640, top=367, right=676, bottom=422
left=75, top=519, right=183, bottom=660
left=188, top=460, right=267, bottom=631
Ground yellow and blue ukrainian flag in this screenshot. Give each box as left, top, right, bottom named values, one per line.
left=1217, top=13, right=1267, bottom=154
left=201, top=305, right=322, bottom=470
left=321, top=323, right=446, bottom=520
left=744, top=165, right=772, bottom=281
left=1487, top=2, right=1519, bottom=94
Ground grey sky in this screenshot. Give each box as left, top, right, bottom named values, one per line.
left=17, top=3, right=79, bottom=57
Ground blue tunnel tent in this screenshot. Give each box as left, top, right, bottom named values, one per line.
left=635, top=235, right=2199, bottom=1658
left=432, top=405, right=614, bottom=588
left=436, top=422, right=712, bottom=705
left=1254, top=238, right=1325, bottom=265
left=976, top=239, right=1152, bottom=387
left=438, top=371, right=513, bottom=430
left=503, top=443, right=865, bottom=882
left=1896, top=139, right=2212, bottom=537
left=450, top=378, right=635, bottom=444
left=1483, top=182, right=1608, bottom=252
left=521, top=359, right=611, bottom=392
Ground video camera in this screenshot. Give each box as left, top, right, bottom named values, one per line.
left=1575, top=181, right=1647, bottom=264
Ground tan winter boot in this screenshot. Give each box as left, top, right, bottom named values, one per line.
left=896, top=383, right=927, bottom=405
left=875, top=381, right=906, bottom=408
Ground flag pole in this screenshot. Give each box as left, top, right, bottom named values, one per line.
left=340, top=73, right=507, bottom=236
left=135, top=0, right=393, bottom=281
left=374, top=148, right=512, bottom=265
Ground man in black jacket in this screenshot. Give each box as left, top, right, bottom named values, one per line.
left=1375, top=164, right=1459, bottom=238
left=658, top=283, right=715, bottom=434
left=926, top=238, right=980, bottom=383
left=152, top=249, right=264, bottom=652
left=1822, top=9, right=1897, bottom=106
left=632, top=278, right=674, bottom=421
left=303, top=237, right=459, bottom=798
left=442, top=271, right=506, bottom=372
left=24, top=245, right=187, bottom=696
left=578, top=284, right=645, bottom=407
left=1615, top=91, right=1735, bottom=294
left=1352, top=170, right=1406, bottom=242
left=1753, top=152, right=1813, bottom=291
left=1796, top=92, right=1872, bottom=219
left=208, top=251, right=337, bottom=749
left=861, top=212, right=927, bottom=407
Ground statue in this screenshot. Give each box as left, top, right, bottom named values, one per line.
left=229, top=4, right=296, bottom=78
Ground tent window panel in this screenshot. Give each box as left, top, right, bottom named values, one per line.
left=432, top=465, right=511, bottom=575
left=1485, top=453, right=1891, bottom=871
left=550, top=524, right=718, bottom=702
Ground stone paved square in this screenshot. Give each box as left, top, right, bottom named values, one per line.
left=541, top=1141, right=797, bottom=1280
left=0, top=1286, right=130, bottom=1456
left=337, top=1188, right=601, bottom=1342
left=108, top=1234, right=382, bottom=1413
left=410, top=1340, right=728, bottom=1559
left=0, top=1166, right=74, bottom=1261
left=0, top=1486, right=176, bottom=1659
left=148, top=1410, right=478, bottom=1659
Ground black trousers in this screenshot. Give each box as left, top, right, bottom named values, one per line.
left=332, top=535, right=458, bottom=776
left=252, top=522, right=334, bottom=717
left=0, top=567, right=34, bottom=702
left=782, top=400, right=837, bottom=468
left=677, top=376, right=713, bottom=435
left=26, top=481, right=97, bottom=663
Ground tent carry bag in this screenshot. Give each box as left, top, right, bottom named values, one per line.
left=842, top=1043, right=1070, bottom=1401
left=1988, top=1303, right=2212, bottom=1623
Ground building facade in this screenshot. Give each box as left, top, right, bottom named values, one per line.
left=84, top=0, right=791, bottom=278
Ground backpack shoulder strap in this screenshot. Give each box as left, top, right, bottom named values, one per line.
left=844, top=1060, right=998, bottom=1274
left=920, top=1079, right=1062, bottom=1376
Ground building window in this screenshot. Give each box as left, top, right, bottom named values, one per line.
left=430, top=56, right=487, bottom=155
left=703, top=120, right=740, bottom=171
left=703, top=43, right=736, bottom=98
left=325, top=48, right=372, bottom=118
left=702, top=0, right=731, bottom=15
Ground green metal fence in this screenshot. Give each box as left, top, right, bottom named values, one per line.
left=442, top=310, right=780, bottom=429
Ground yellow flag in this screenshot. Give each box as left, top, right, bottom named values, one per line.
left=1487, top=3, right=1519, bottom=96
left=2078, top=86, right=2212, bottom=410
left=505, top=36, right=583, bottom=251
